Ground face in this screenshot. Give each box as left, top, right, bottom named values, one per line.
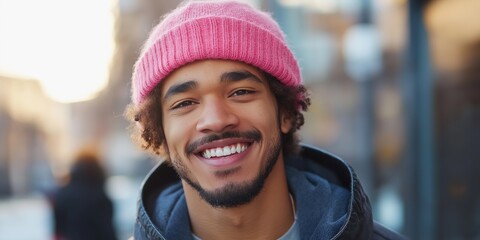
left=160, top=60, right=292, bottom=208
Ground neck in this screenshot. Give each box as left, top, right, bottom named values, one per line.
left=184, top=158, right=294, bottom=240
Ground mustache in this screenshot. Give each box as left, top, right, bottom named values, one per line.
left=186, top=130, right=262, bottom=154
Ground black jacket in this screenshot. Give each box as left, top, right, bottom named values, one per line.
left=134, top=144, right=406, bottom=239
left=53, top=161, right=117, bottom=240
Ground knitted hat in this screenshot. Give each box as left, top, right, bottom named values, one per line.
left=131, top=0, right=301, bottom=105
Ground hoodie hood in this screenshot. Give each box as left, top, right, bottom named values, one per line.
left=134, top=144, right=374, bottom=240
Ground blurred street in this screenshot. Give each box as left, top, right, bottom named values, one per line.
left=0, top=176, right=141, bottom=240
left=0, top=196, right=51, bottom=240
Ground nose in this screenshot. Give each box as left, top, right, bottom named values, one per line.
left=196, top=98, right=239, bottom=133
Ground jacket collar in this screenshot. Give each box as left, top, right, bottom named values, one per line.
left=288, top=144, right=373, bottom=239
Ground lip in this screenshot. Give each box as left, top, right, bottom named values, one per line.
left=197, top=143, right=252, bottom=168
left=192, top=138, right=253, bottom=155
left=191, top=137, right=255, bottom=169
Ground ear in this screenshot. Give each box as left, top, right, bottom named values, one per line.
left=280, top=111, right=294, bottom=134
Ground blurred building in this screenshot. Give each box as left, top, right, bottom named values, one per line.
left=426, top=0, right=480, bottom=239
left=0, top=76, right=65, bottom=196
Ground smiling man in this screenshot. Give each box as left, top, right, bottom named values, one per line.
left=162, top=60, right=290, bottom=212
left=125, top=1, right=403, bottom=239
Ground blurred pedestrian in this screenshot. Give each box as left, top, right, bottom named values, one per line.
left=52, top=147, right=116, bottom=240
left=125, top=0, right=404, bottom=239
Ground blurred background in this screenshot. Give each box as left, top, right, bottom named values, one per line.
left=0, top=0, right=479, bottom=239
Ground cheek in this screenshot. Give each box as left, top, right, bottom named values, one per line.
left=244, top=101, right=280, bottom=132
left=162, top=116, right=192, bottom=153
left=251, top=112, right=275, bottom=129
left=262, top=96, right=281, bottom=126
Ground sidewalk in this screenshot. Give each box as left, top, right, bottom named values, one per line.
left=0, top=176, right=141, bottom=240
left=0, top=195, right=52, bottom=240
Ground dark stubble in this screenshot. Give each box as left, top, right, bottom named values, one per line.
left=170, top=130, right=282, bottom=208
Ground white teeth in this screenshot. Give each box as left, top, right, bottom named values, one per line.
left=223, top=146, right=231, bottom=155
left=201, top=143, right=248, bottom=159
left=236, top=144, right=241, bottom=153
left=215, top=148, right=222, bottom=156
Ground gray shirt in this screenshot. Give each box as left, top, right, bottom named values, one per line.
left=192, top=213, right=300, bottom=240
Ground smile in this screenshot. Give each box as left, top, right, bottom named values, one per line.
left=201, top=143, right=249, bottom=159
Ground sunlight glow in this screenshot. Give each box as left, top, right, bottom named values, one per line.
left=278, top=0, right=338, bottom=13
left=0, top=0, right=115, bottom=103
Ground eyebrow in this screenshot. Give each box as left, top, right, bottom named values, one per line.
left=163, top=80, right=198, bottom=102
left=220, top=70, right=262, bottom=84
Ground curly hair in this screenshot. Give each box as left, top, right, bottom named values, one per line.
left=124, top=72, right=310, bottom=159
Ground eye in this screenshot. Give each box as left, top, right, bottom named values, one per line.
left=230, top=89, right=256, bottom=97
left=171, top=100, right=197, bottom=110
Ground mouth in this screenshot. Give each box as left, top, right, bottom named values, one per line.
left=192, top=138, right=254, bottom=168
left=188, top=131, right=261, bottom=168
left=199, top=143, right=250, bottom=159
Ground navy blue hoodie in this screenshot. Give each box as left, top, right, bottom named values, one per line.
left=133, top=145, right=405, bottom=239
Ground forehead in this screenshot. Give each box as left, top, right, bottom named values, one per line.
left=160, top=60, right=264, bottom=94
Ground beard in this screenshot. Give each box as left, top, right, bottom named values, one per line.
left=169, top=130, right=282, bottom=208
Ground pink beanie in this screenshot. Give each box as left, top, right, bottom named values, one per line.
left=131, top=0, right=302, bottom=105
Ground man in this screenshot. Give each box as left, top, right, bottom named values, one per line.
left=125, top=0, right=404, bottom=239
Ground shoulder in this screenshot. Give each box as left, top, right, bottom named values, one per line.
left=373, top=222, right=408, bottom=240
